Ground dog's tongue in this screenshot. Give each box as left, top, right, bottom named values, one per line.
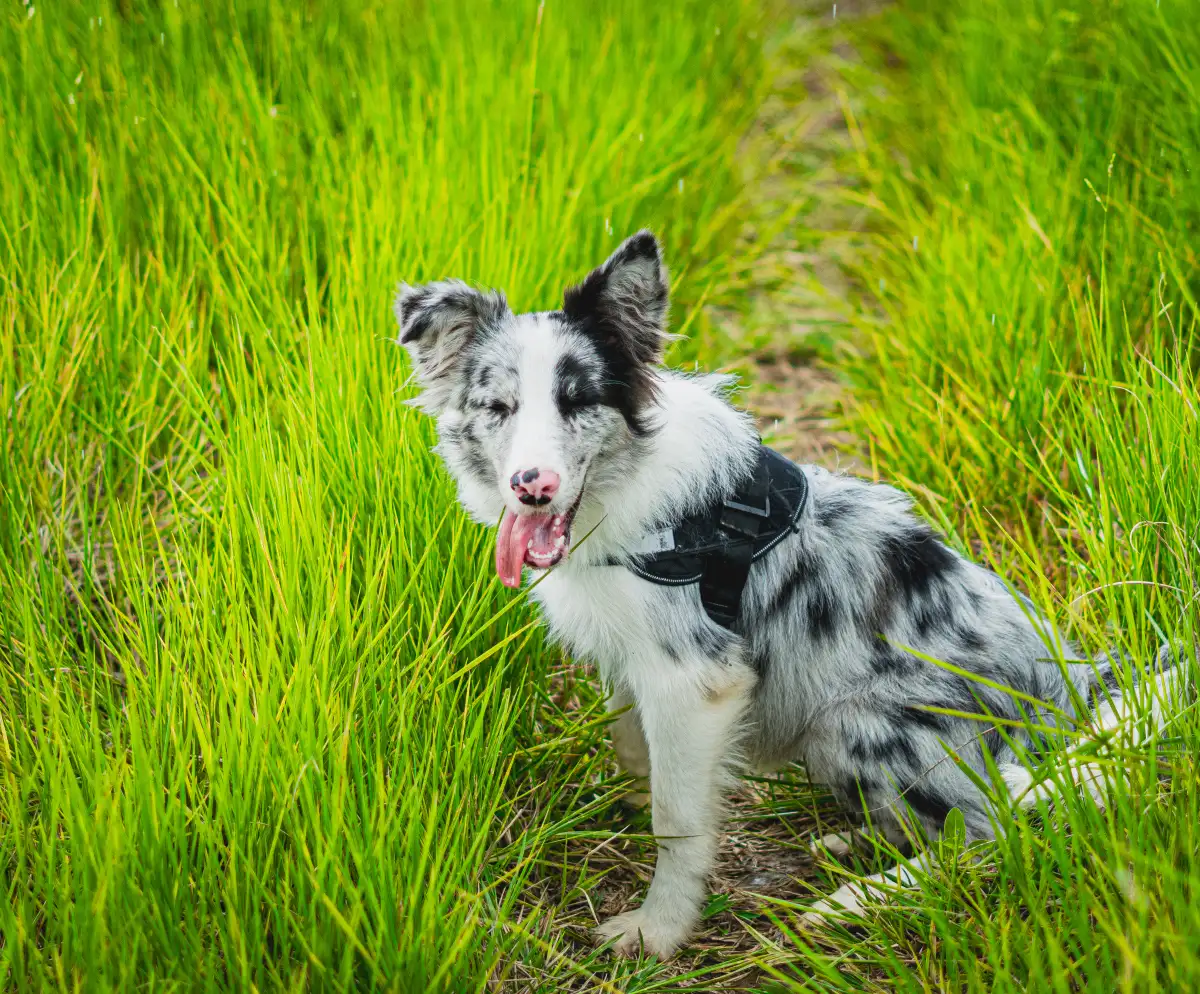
left=495, top=510, right=569, bottom=588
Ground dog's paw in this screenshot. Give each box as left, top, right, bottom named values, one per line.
left=594, top=909, right=688, bottom=959
left=810, top=831, right=854, bottom=860
left=800, top=863, right=918, bottom=929
left=799, top=882, right=868, bottom=930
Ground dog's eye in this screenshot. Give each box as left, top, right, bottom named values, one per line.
left=486, top=400, right=514, bottom=418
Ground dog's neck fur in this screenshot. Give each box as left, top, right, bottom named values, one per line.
left=569, top=369, right=760, bottom=565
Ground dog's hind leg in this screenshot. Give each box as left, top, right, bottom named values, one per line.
left=798, top=700, right=1003, bottom=927
left=595, top=657, right=755, bottom=959
left=608, top=685, right=651, bottom=809
left=804, top=644, right=1195, bottom=929
left=1002, top=646, right=1193, bottom=812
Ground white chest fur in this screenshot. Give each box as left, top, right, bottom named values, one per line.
left=531, top=563, right=662, bottom=684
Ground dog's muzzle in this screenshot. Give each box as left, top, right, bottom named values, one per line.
left=494, top=492, right=582, bottom=588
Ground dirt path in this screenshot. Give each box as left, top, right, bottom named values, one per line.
left=716, top=3, right=872, bottom=476
left=681, top=0, right=878, bottom=969
left=564, top=4, right=879, bottom=984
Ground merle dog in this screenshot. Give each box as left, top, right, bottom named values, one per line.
left=394, top=231, right=1183, bottom=958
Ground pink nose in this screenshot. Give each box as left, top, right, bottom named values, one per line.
left=509, top=467, right=561, bottom=506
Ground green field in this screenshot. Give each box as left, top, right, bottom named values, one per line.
left=764, top=0, right=1200, bottom=990
left=2, top=0, right=1197, bottom=991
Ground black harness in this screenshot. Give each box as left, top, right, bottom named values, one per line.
left=607, top=445, right=810, bottom=629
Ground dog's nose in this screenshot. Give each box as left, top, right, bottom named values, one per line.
left=509, top=468, right=561, bottom=506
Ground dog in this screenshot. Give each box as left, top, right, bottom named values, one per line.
left=394, top=230, right=1185, bottom=958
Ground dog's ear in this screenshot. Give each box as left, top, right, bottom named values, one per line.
left=394, top=279, right=509, bottom=411
left=562, top=230, right=670, bottom=372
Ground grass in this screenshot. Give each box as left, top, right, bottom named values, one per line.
left=3, top=0, right=1199, bottom=991
left=0, top=1, right=776, bottom=989
left=754, top=0, right=1200, bottom=989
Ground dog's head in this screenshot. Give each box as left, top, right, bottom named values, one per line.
left=395, top=231, right=669, bottom=587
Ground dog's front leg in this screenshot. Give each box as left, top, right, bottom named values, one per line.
left=608, top=685, right=651, bottom=808
left=595, top=659, right=754, bottom=959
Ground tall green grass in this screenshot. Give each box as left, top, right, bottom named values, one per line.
left=7, top=0, right=1198, bottom=989
left=0, top=1, right=770, bottom=989
left=760, top=0, right=1200, bottom=989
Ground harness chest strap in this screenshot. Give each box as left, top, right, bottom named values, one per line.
left=607, top=445, right=810, bottom=630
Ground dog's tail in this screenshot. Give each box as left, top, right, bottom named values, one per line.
left=999, top=642, right=1192, bottom=812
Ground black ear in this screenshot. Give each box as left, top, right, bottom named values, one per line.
left=562, top=230, right=670, bottom=371
left=393, top=279, right=509, bottom=411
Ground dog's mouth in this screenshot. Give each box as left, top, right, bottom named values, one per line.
left=495, top=493, right=582, bottom=589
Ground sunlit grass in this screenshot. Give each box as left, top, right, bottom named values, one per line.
left=758, top=0, right=1200, bottom=989
left=0, top=1, right=771, bottom=989
left=5, top=0, right=1198, bottom=989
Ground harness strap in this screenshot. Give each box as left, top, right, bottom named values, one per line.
left=604, top=444, right=809, bottom=630
left=698, top=450, right=770, bottom=628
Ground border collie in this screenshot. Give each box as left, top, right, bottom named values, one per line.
left=394, top=231, right=1185, bottom=958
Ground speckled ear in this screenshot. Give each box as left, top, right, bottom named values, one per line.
left=393, top=279, right=509, bottom=412
left=561, top=230, right=670, bottom=413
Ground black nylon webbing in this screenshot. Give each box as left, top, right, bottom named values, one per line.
left=606, top=445, right=809, bottom=630
left=698, top=453, right=770, bottom=627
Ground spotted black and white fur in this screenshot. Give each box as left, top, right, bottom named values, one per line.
left=394, top=231, right=1187, bottom=958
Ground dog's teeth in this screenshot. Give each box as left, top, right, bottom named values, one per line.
left=527, top=539, right=533, bottom=550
